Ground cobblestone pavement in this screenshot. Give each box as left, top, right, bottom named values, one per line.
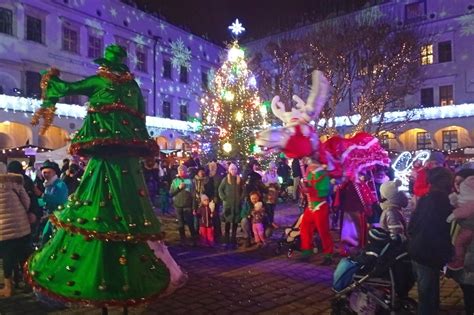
left=0, top=203, right=466, bottom=315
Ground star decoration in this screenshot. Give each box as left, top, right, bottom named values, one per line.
left=228, top=19, right=245, bottom=36
left=110, top=8, right=117, bottom=17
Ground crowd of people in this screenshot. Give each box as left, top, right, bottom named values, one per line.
left=1, top=151, right=474, bottom=314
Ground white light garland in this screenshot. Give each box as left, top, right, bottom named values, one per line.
left=0, top=94, right=199, bottom=132
left=318, top=103, right=474, bottom=128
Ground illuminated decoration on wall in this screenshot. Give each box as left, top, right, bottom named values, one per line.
left=317, top=103, right=474, bottom=128
left=228, top=19, right=246, bottom=36
left=0, top=95, right=199, bottom=132
left=170, top=38, right=192, bottom=70
left=391, top=150, right=431, bottom=191
left=200, top=21, right=265, bottom=162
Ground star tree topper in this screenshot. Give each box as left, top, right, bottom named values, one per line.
left=228, top=19, right=246, bottom=37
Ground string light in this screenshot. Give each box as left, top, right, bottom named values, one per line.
left=200, top=40, right=265, bottom=161
left=0, top=94, right=199, bottom=132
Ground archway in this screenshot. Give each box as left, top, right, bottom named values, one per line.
left=38, top=125, right=69, bottom=149
left=174, top=138, right=185, bottom=150
left=398, top=128, right=431, bottom=151
left=155, top=136, right=168, bottom=150
left=0, top=133, right=14, bottom=149
left=433, top=126, right=471, bottom=151
left=0, top=121, right=33, bottom=148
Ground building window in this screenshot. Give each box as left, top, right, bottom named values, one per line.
left=26, top=15, right=42, bottom=43
left=416, top=132, right=432, bottom=150
left=62, top=25, right=79, bottom=53
left=439, top=85, right=454, bottom=105
left=201, top=67, right=209, bottom=89
left=405, top=1, right=426, bottom=22
left=162, top=99, right=171, bottom=118
left=0, top=8, right=13, bottom=35
left=420, top=87, right=434, bottom=107
left=163, top=59, right=172, bottom=79
left=179, top=66, right=188, bottom=84
left=421, top=44, right=433, bottom=65
left=179, top=101, right=188, bottom=121
left=136, top=49, right=147, bottom=72
left=87, top=34, right=103, bottom=59
left=438, top=41, right=452, bottom=63
left=25, top=71, right=41, bottom=98
left=442, top=130, right=458, bottom=150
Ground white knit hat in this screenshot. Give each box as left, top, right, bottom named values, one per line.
left=380, top=180, right=401, bottom=201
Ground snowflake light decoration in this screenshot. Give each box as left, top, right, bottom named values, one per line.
left=228, top=19, right=245, bottom=36
left=457, top=14, right=474, bottom=36
left=170, top=38, right=192, bottom=70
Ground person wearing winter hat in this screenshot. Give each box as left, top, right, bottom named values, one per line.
left=36, top=161, right=68, bottom=246
left=379, top=180, right=408, bottom=240
left=0, top=162, right=31, bottom=297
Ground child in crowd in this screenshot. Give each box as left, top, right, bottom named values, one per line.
left=379, top=180, right=408, bottom=240
left=251, top=201, right=266, bottom=247
left=194, top=194, right=215, bottom=247
left=446, top=176, right=474, bottom=270
left=159, top=181, right=171, bottom=215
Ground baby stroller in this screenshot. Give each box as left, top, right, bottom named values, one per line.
left=275, top=213, right=321, bottom=258
left=332, top=228, right=416, bottom=315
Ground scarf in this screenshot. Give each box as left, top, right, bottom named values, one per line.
left=44, top=174, right=58, bottom=187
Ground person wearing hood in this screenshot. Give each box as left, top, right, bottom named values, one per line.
left=34, top=161, right=68, bottom=246
left=379, top=180, right=408, bottom=240
left=0, top=162, right=31, bottom=297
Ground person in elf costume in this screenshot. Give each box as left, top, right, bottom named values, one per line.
left=300, top=160, right=334, bottom=264
left=25, top=45, right=172, bottom=308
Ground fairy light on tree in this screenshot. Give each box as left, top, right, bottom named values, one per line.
left=200, top=19, right=263, bottom=161
left=251, top=14, right=427, bottom=136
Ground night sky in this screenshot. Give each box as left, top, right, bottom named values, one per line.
left=130, top=0, right=370, bottom=45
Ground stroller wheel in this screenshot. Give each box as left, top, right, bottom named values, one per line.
left=287, top=249, right=294, bottom=258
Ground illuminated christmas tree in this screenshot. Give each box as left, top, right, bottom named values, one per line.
left=200, top=20, right=265, bottom=162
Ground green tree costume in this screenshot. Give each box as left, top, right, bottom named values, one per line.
left=26, top=45, right=170, bottom=307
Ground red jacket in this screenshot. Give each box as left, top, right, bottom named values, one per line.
left=413, top=167, right=430, bottom=197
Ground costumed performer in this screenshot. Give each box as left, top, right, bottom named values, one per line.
left=25, top=44, right=184, bottom=308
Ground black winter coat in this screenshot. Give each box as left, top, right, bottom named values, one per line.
left=408, top=191, right=454, bottom=269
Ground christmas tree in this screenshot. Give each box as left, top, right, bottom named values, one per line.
left=26, top=45, right=170, bottom=308
left=200, top=20, right=265, bottom=162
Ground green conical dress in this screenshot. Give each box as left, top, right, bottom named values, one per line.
left=26, top=66, right=170, bottom=307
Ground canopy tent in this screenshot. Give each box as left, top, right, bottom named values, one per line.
left=35, top=145, right=71, bottom=164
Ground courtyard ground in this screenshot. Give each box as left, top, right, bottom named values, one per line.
left=0, top=202, right=466, bottom=315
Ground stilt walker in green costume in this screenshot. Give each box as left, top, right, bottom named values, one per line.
left=25, top=45, right=171, bottom=307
